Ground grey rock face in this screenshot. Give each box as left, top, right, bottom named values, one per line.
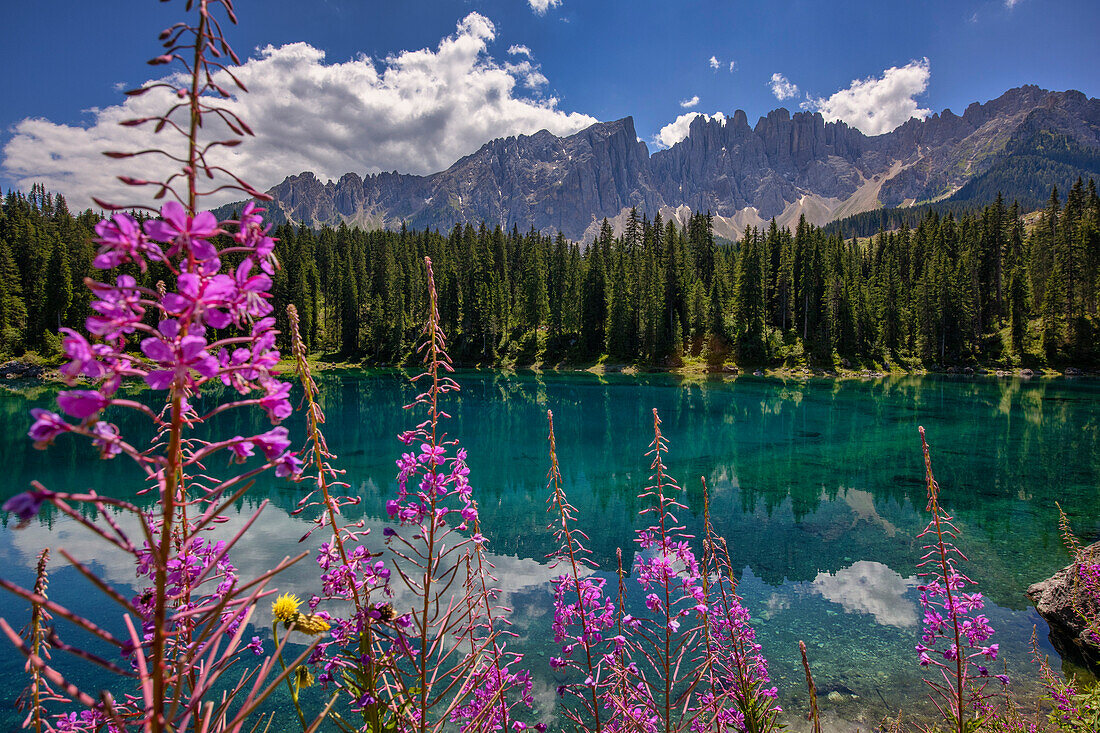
left=258, top=86, right=1100, bottom=240
left=1027, top=542, right=1100, bottom=668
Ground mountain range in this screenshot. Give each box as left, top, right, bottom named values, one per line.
left=247, top=85, right=1100, bottom=241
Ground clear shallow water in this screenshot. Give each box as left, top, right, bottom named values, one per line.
left=1, top=371, right=1098, bottom=732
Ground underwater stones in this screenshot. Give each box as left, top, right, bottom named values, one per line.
left=1027, top=542, right=1100, bottom=669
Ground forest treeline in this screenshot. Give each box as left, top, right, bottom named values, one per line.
left=1, top=179, right=1098, bottom=368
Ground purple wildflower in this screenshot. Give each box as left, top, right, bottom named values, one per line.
left=2, top=490, right=48, bottom=523
left=144, top=201, right=221, bottom=261
left=28, top=409, right=71, bottom=447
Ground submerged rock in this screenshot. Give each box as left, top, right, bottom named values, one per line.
left=1027, top=542, right=1100, bottom=669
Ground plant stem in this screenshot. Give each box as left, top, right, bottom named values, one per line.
left=922, top=428, right=965, bottom=733
left=273, top=622, right=309, bottom=732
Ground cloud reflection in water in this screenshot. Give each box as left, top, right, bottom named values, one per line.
left=811, top=560, right=918, bottom=628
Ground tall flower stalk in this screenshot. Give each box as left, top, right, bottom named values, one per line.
left=915, top=426, right=1006, bottom=733
left=546, top=409, right=615, bottom=732
left=15, top=549, right=59, bottom=733
left=375, top=256, right=530, bottom=732
left=696, top=480, right=780, bottom=733
left=618, top=409, right=709, bottom=733
left=285, top=301, right=394, bottom=733
left=0, top=1, right=319, bottom=730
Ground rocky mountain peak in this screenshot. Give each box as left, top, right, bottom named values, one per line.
left=252, top=85, right=1099, bottom=240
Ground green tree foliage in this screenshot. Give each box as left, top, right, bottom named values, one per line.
left=2, top=180, right=1100, bottom=368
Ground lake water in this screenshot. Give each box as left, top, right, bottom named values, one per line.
left=1, top=371, right=1098, bottom=732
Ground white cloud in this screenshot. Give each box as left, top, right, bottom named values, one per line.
left=769, top=72, right=799, bottom=100
left=507, top=44, right=532, bottom=57
left=653, top=111, right=726, bottom=149
left=2, top=13, right=597, bottom=211
left=804, top=58, right=931, bottom=135
left=812, top=561, right=918, bottom=628
left=523, top=70, right=549, bottom=88
left=728, top=60, right=737, bottom=72
left=528, top=0, right=562, bottom=14
left=708, top=56, right=721, bottom=70
left=679, top=95, right=700, bottom=109
left=1005, top=0, right=1022, bottom=7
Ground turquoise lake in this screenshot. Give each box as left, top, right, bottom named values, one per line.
left=1, top=371, right=1098, bottom=732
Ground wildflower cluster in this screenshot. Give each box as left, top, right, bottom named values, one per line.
left=278, top=302, right=398, bottom=732
left=18, top=197, right=297, bottom=480
left=915, top=427, right=1006, bottom=733
left=0, top=198, right=314, bottom=729
left=545, top=409, right=784, bottom=733
left=369, top=257, right=532, bottom=732
left=0, top=1, right=317, bottom=730
left=694, top=481, right=781, bottom=733
left=608, top=409, right=711, bottom=733
left=545, top=409, right=616, bottom=731
left=451, top=657, right=538, bottom=731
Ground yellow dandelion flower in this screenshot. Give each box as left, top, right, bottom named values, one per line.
left=292, top=613, right=331, bottom=636
left=271, top=593, right=301, bottom=624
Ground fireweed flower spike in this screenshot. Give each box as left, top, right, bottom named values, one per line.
left=285, top=302, right=394, bottom=733
left=376, top=256, right=532, bottom=733
left=694, top=479, right=780, bottom=733
left=916, top=427, right=1005, bottom=733
left=545, top=409, right=614, bottom=732
left=615, top=409, right=711, bottom=733
left=451, top=511, right=535, bottom=733
left=0, top=2, right=321, bottom=732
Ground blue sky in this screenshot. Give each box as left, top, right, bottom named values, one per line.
left=2, top=0, right=1097, bottom=208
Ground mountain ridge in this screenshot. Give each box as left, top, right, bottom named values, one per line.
left=248, top=85, right=1100, bottom=241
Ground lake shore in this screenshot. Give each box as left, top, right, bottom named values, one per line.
left=275, top=355, right=1091, bottom=381
left=0, top=354, right=1092, bottom=386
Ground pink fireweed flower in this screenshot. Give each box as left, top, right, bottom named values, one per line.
left=56, top=390, right=109, bottom=420
left=274, top=451, right=303, bottom=478
left=90, top=422, right=123, bottom=459
left=161, top=272, right=236, bottom=330
left=234, top=202, right=278, bottom=274
left=418, top=443, right=446, bottom=466
left=86, top=275, right=145, bottom=341
left=259, top=380, right=292, bottom=423
left=59, top=328, right=107, bottom=382
left=2, top=489, right=49, bottom=523
left=227, top=437, right=255, bottom=463
left=231, top=260, right=273, bottom=319
left=93, top=211, right=164, bottom=271
left=145, top=200, right=221, bottom=261
left=28, top=409, right=71, bottom=447
left=140, top=322, right=219, bottom=390
left=252, top=426, right=291, bottom=459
